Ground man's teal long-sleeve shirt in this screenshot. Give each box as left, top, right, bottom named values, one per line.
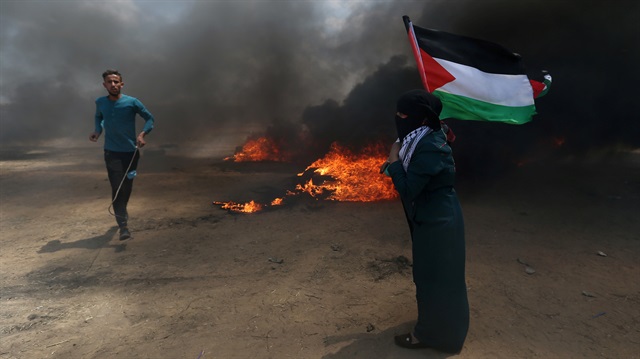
left=94, top=94, right=154, bottom=152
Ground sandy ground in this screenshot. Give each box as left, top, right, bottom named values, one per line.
left=1, top=144, right=639, bottom=359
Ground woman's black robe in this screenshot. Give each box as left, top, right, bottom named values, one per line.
left=388, top=129, right=469, bottom=353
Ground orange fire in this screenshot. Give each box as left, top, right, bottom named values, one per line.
left=225, top=137, right=289, bottom=162
left=214, top=141, right=398, bottom=213
left=212, top=200, right=264, bottom=213
left=296, top=142, right=397, bottom=202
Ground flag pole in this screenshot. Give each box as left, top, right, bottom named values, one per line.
left=402, top=15, right=430, bottom=92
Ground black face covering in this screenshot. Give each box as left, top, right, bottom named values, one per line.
left=395, top=114, right=424, bottom=141
left=395, top=90, right=443, bottom=141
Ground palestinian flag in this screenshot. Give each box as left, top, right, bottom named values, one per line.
left=403, top=16, right=545, bottom=124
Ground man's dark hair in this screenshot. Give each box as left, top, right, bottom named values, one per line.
left=102, top=69, right=122, bottom=81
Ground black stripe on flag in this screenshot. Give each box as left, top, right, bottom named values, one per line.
left=412, top=25, right=526, bottom=75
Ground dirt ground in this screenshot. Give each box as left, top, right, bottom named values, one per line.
left=1, top=144, right=639, bottom=359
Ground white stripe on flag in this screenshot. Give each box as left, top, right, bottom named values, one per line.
left=434, top=58, right=535, bottom=107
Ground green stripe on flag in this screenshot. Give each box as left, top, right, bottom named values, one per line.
left=435, top=90, right=536, bottom=124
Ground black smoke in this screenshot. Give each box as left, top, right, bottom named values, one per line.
left=300, top=56, right=421, bottom=158
left=0, top=1, right=422, bottom=147
left=439, top=0, right=640, bottom=177
left=299, top=0, right=640, bottom=178
left=1, top=0, right=638, bottom=173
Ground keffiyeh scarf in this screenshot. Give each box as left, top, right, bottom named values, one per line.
left=399, top=125, right=432, bottom=171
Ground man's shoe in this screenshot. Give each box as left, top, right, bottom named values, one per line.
left=119, top=227, right=131, bottom=241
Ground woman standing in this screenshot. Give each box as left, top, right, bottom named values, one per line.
left=385, top=89, right=469, bottom=353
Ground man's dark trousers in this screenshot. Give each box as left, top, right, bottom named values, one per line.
left=104, top=150, right=139, bottom=228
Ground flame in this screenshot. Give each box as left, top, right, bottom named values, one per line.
left=215, top=141, right=397, bottom=213
left=212, top=200, right=263, bottom=213
left=225, top=137, right=289, bottom=162
left=296, top=142, right=397, bottom=202
left=295, top=178, right=326, bottom=198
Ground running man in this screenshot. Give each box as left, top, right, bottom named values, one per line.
left=89, top=69, right=155, bottom=240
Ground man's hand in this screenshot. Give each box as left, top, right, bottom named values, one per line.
left=136, top=132, right=147, bottom=148
left=89, top=132, right=100, bottom=142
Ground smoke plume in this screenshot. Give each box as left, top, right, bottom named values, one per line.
left=1, top=0, right=638, bottom=171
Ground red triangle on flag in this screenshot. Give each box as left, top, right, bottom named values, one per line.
left=420, top=49, right=456, bottom=91
left=529, top=79, right=545, bottom=98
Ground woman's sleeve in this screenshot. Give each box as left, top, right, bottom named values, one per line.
left=388, top=145, right=443, bottom=202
